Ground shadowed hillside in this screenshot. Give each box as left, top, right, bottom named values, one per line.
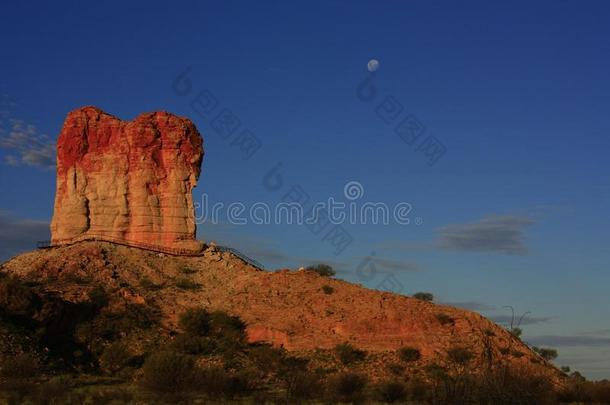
left=0, top=241, right=572, bottom=403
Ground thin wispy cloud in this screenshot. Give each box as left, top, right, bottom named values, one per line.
left=437, top=215, right=535, bottom=255
left=376, top=214, right=536, bottom=256
left=443, top=301, right=497, bottom=311
left=368, top=256, right=421, bottom=273
left=489, top=314, right=552, bottom=326
left=526, top=335, right=610, bottom=348
left=0, top=211, right=50, bottom=261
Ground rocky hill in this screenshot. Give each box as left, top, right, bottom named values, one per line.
left=0, top=242, right=562, bottom=383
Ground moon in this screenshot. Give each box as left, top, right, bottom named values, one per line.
left=367, top=59, right=380, bottom=72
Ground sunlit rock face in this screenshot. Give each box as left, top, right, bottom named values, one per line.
left=50, top=106, right=204, bottom=251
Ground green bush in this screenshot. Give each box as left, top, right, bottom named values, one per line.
left=398, top=346, right=421, bottom=362
left=321, top=285, right=334, bottom=294
left=141, top=351, right=196, bottom=393
left=375, top=380, right=408, bottom=403
left=413, top=292, right=434, bottom=302
left=334, top=342, right=366, bottom=365
left=306, top=264, right=336, bottom=277
left=326, top=372, right=368, bottom=403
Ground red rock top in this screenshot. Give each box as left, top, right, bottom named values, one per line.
left=57, top=106, right=203, bottom=178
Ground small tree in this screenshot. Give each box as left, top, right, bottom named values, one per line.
left=532, top=346, right=558, bottom=361
left=413, top=292, right=434, bottom=302
left=306, top=264, right=336, bottom=277
left=510, top=327, right=523, bottom=338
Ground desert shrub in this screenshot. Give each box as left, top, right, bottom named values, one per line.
left=193, top=366, right=252, bottom=398
left=406, top=376, right=430, bottom=401
left=326, top=372, right=368, bottom=403
left=141, top=351, right=196, bottom=393
left=77, top=304, right=155, bottom=345
left=175, top=309, right=247, bottom=361
left=413, top=292, right=434, bottom=302
left=387, top=362, right=405, bottom=376
left=375, top=380, right=408, bottom=403
left=591, top=380, right=610, bottom=403
left=179, top=266, right=197, bottom=275
left=447, top=347, right=473, bottom=365
left=511, top=350, right=525, bottom=358
left=334, top=342, right=366, bottom=365
left=306, top=264, right=335, bottom=277
left=178, top=307, right=210, bottom=336
left=474, top=367, right=556, bottom=405
left=175, top=278, right=199, bottom=290
left=248, top=343, right=286, bottom=373
left=425, top=363, right=448, bottom=380
left=398, top=346, right=421, bottom=362
left=483, top=328, right=495, bottom=336
left=436, top=313, right=454, bottom=326
left=0, top=353, right=39, bottom=378
left=532, top=346, right=558, bottom=361
left=139, top=276, right=161, bottom=290
left=0, top=276, right=35, bottom=315
left=321, top=285, right=334, bottom=294
left=171, top=334, right=216, bottom=355
left=33, top=376, right=71, bottom=404
left=76, top=386, right=134, bottom=404
left=285, top=370, right=322, bottom=400
left=99, top=341, right=131, bottom=373
left=560, top=365, right=571, bottom=373
left=499, top=347, right=510, bottom=355
left=88, top=286, right=109, bottom=309
left=209, top=310, right=247, bottom=343
left=510, top=327, right=523, bottom=338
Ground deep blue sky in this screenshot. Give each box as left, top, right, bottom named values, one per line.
left=1, top=0, right=609, bottom=379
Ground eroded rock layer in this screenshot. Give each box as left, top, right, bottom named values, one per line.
left=50, top=106, right=204, bottom=251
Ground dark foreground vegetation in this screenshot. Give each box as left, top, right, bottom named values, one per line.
left=1, top=274, right=609, bottom=404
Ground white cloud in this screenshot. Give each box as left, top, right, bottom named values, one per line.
left=0, top=116, right=56, bottom=169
